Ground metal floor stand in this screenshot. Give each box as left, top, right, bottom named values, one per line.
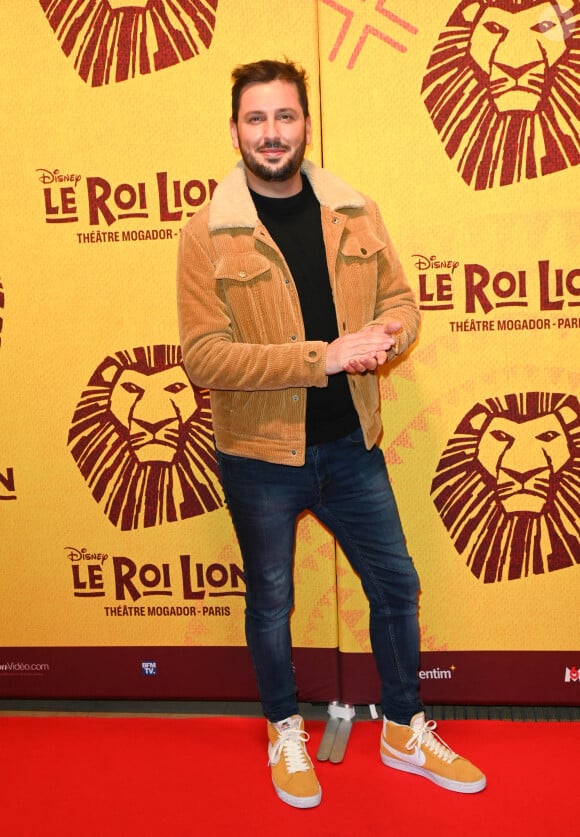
left=316, top=701, right=379, bottom=763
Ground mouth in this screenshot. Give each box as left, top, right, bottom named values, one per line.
left=258, top=144, right=289, bottom=159
left=491, top=78, right=542, bottom=98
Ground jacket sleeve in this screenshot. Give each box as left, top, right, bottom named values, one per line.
left=365, top=200, right=421, bottom=360
left=177, top=220, right=329, bottom=392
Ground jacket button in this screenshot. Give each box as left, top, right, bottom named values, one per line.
left=291, top=449, right=297, bottom=456
left=292, top=395, right=299, bottom=402
left=239, top=271, right=247, bottom=278
left=360, top=248, right=367, bottom=255
left=290, top=335, right=297, bottom=341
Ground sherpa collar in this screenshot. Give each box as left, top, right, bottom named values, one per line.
left=208, top=158, right=366, bottom=231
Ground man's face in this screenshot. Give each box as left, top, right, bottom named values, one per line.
left=230, top=79, right=311, bottom=197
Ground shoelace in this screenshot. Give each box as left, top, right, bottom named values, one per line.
left=406, top=719, right=458, bottom=764
left=270, top=727, right=311, bottom=774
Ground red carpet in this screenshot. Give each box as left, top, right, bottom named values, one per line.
left=1, top=715, right=577, bottom=836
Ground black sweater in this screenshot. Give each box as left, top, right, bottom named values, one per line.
left=251, top=176, right=359, bottom=445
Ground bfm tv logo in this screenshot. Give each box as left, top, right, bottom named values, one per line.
left=565, top=666, right=579, bottom=683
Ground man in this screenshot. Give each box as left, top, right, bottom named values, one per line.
left=177, top=59, right=486, bottom=809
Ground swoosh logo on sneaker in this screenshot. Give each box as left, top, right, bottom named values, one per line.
left=382, top=739, right=426, bottom=767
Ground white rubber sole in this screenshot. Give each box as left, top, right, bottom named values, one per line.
left=381, top=752, right=487, bottom=794
left=274, top=782, right=322, bottom=809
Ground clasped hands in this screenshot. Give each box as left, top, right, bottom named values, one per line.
left=325, top=322, right=401, bottom=375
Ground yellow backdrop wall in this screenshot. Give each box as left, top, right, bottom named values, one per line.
left=1, top=0, right=578, bottom=703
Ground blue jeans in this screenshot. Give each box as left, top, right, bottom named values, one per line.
left=216, top=428, right=424, bottom=725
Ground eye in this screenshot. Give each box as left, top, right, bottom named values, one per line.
left=532, top=20, right=556, bottom=34
left=483, top=21, right=507, bottom=35
left=490, top=429, right=513, bottom=443
left=165, top=382, right=188, bottom=394
left=537, top=430, right=560, bottom=442
left=121, top=381, right=144, bottom=395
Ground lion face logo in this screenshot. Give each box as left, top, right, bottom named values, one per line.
left=476, top=410, right=572, bottom=513
left=68, top=345, right=223, bottom=529
left=39, top=0, right=219, bottom=87
left=468, top=2, right=571, bottom=112
left=431, top=392, right=580, bottom=582
left=421, top=0, right=580, bottom=188
left=109, top=364, right=199, bottom=465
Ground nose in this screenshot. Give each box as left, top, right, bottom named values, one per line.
left=502, top=464, right=547, bottom=487
left=262, top=116, right=281, bottom=140
left=495, top=59, right=543, bottom=81
left=133, top=417, right=175, bottom=436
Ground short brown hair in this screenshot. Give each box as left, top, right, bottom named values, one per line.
left=231, top=59, right=309, bottom=122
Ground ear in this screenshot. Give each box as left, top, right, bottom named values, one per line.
left=558, top=405, right=578, bottom=428
left=230, top=117, right=240, bottom=150
left=461, top=2, right=481, bottom=25
left=468, top=407, right=489, bottom=434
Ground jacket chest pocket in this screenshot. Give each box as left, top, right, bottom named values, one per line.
left=339, top=228, right=385, bottom=262
left=214, top=252, right=273, bottom=285
left=337, top=229, right=385, bottom=312
left=214, top=252, right=292, bottom=341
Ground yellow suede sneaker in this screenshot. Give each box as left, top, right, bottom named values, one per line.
left=381, top=712, right=486, bottom=794
left=267, top=715, right=322, bottom=809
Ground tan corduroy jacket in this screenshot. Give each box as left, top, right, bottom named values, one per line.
left=177, top=159, right=420, bottom=466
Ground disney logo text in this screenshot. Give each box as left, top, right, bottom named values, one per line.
left=413, top=254, right=459, bottom=273
left=66, top=547, right=108, bottom=565
left=37, top=168, right=81, bottom=186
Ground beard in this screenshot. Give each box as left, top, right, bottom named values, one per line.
left=239, top=136, right=307, bottom=183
